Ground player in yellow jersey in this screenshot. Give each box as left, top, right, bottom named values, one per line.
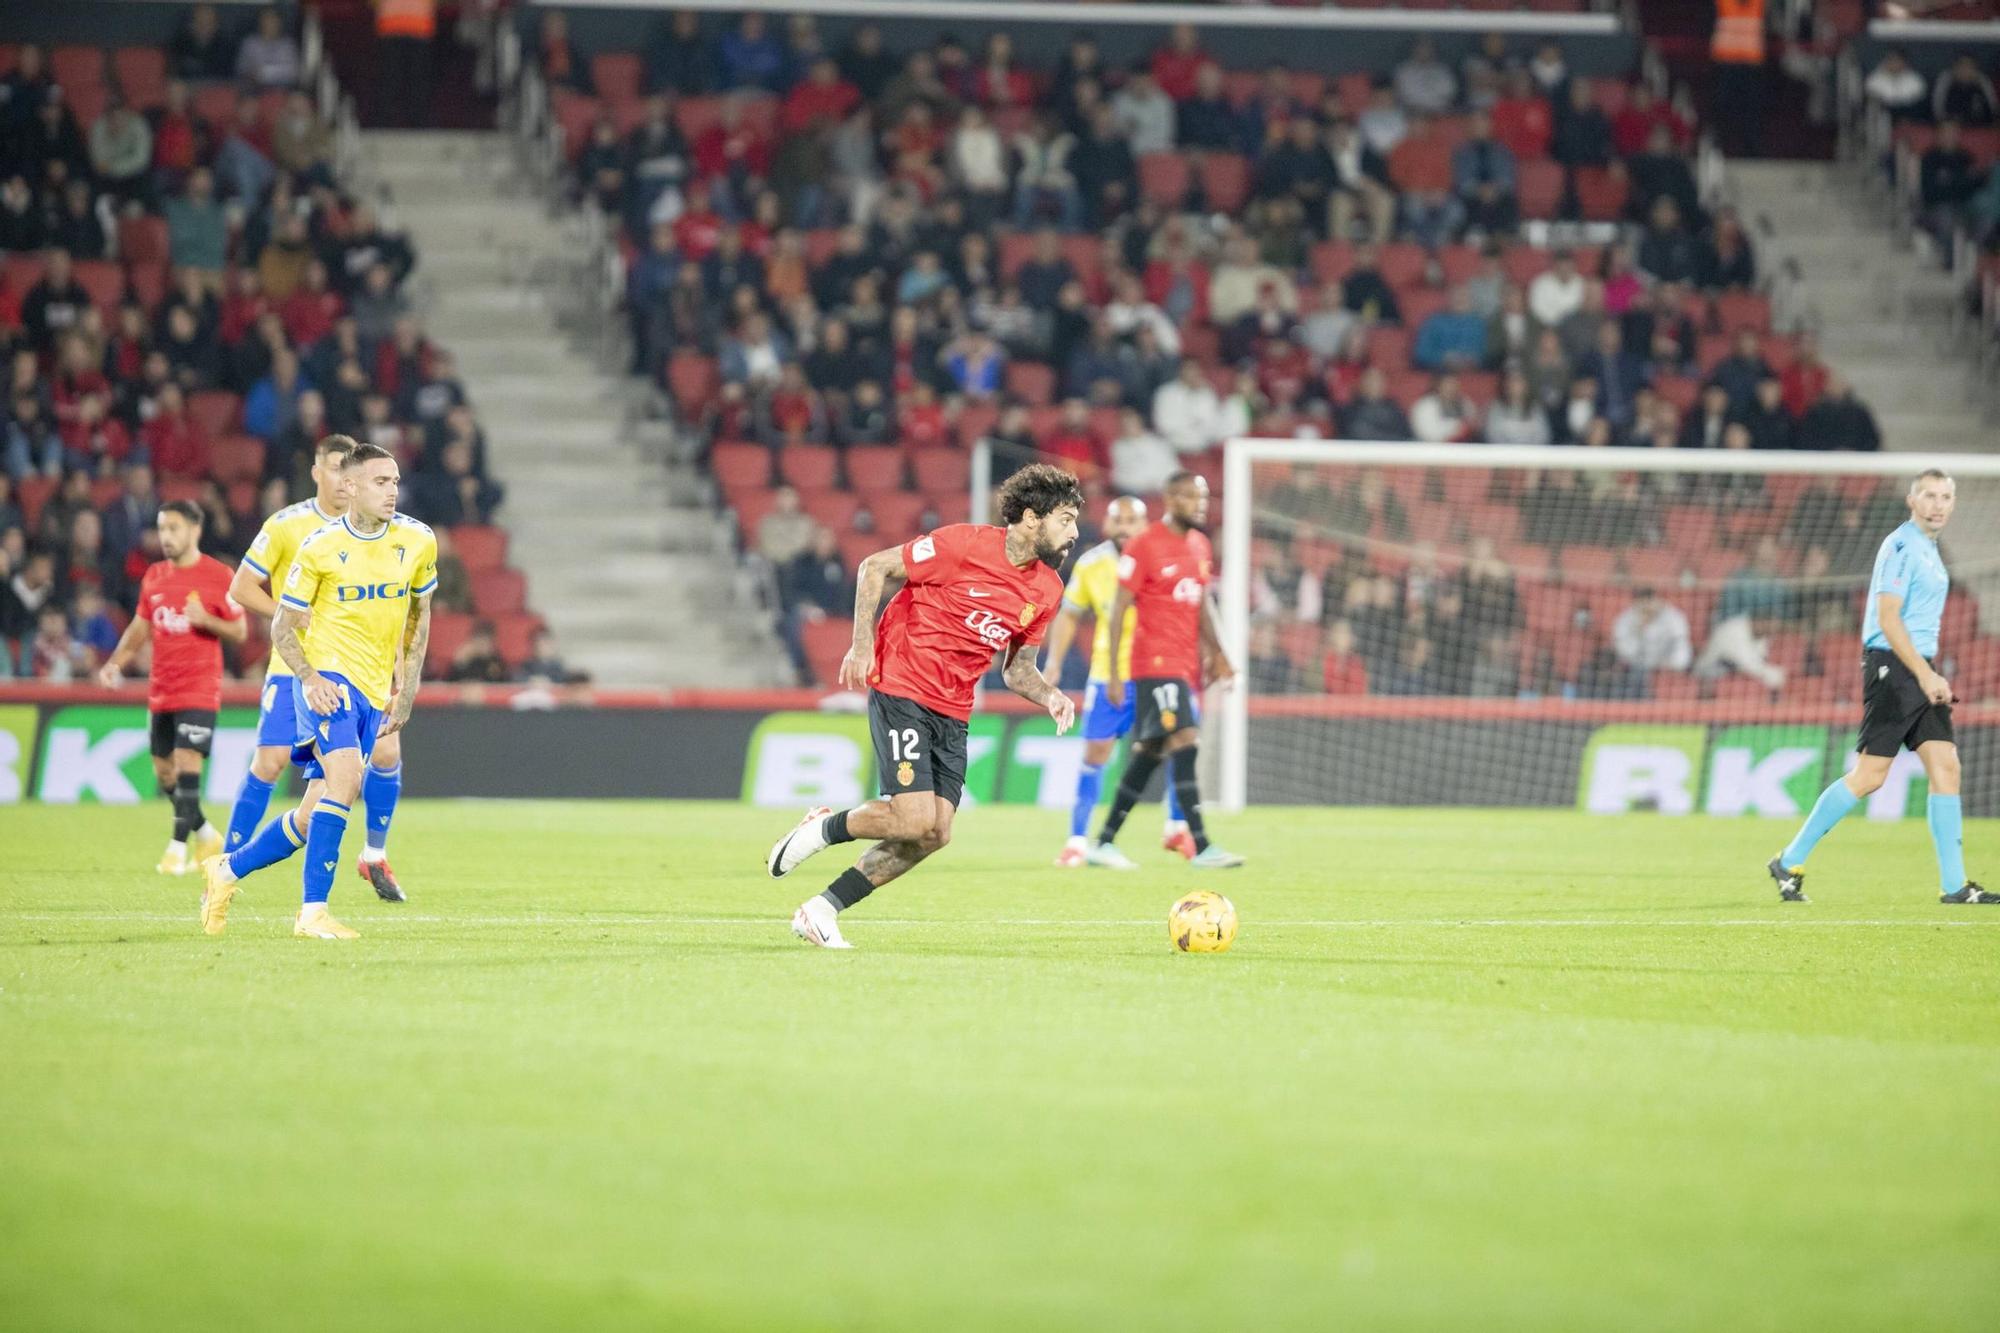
left=1041, top=496, right=1192, bottom=867
left=224, top=434, right=414, bottom=902
left=201, top=444, right=437, bottom=939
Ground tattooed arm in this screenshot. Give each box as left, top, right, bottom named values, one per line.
left=380, top=592, right=432, bottom=737
left=838, top=544, right=909, bottom=691
left=273, top=604, right=339, bottom=713
left=1003, top=644, right=1075, bottom=735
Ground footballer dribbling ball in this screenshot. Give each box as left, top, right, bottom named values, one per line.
left=1170, top=891, right=1237, bottom=953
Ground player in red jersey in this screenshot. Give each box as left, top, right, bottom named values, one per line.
left=765, top=464, right=1084, bottom=948
left=97, top=500, right=247, bottom=876
left=1089, top=471, right=1242, bottom=869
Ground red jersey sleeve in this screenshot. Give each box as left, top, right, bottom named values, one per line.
left=902, top=526, right=968, bottom=586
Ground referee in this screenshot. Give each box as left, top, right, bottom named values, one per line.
left=1770, top=469, right=1990, bottom=904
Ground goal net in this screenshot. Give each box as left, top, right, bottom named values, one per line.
left=1215, top=442, right=2000, bottom=820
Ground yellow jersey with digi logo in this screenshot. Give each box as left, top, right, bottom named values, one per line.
left=281, top=514, right=438, bottom=709
left=1061, top=539, right=1135, bottom=682
left=242, top=498, right=341, bottom=679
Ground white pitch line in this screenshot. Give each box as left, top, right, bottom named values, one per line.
left=11, top=914, right=2000, bottom=929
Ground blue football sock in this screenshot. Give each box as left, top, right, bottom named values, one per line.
left=363, top=761, right=402, bottom=852
left=226, top=809, right=304, bottom=880
left=302, top=800, right=351, bottom=906
left=1781, top=777, right=1862, bottom=868
left=1929, top=794, right=1966, bottom=895
left=1165, top=768, right=1185, bottom=823
left=1071, top=763, right=1104, bottom=838
left=224, top=772, right=276, bottom=853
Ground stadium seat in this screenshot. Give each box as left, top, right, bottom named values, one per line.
left=72, top=260, right=125, bottom=316
left=668, top=353, right=719, bottom=417
left=111, top=47, right=167, bottom=108
left=187, top=391, right=240, bottom=439
left=211, top=435, right=265, bottom=485
left=1195, top=154, right=1250, bottom=214
left=844, top=446, right=905, bottom=492
left=118, top=215, right=169, bottom=266
left=591, top=53, right=643, bottom=103
left=451, top=525, right=509, bottom=573
left=51, top=45, right=105, bottom=95
left=910, top=449, right=970, bottom=496
left=158, top=478, right=203, bottom=505
left=778, top=445, right=839, bottom=490
left=15, top=476, right=57, bottom=531
left=800, top=488, right=861, bottom=533
left=709, top=441, right=772, bottom=491
left=191, top=84, right=240, bottom=129
left=1573, top=166, right=1630, bottom=222
left=800, top=616, right=856, bottom=687
left=1138, top=152, right=1192, bottom=208
left=127, top=260, right=168, bottom=312
left=1713, top=291, right=1772, bottom=334
left=867, top=492, right=930, bottom=541
left=472, top=569, right=528, bottom=617
left=1004, top=361, right=1056, bottom=407
left=1517, top=160, right=1564, bottom=219
left=492, top=613, right=545, bottom=665
left=427, top=611, right=474, bottom=679
left=954, top=402, right=999, bottom=448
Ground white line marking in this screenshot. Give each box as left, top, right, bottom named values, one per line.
left=12, top=914, right=2000, bottom=929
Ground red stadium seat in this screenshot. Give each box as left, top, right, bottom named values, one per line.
left=1387, top=135, right=1452, bottom=194
left=191, top=84, right=240, bottom=129
left=15, top=476, right=57, bottom=531
left=118, top=215, right=169, bottom=266
left=1376, top=242, right=1429, bottom=291
left=910, top=449, right=970, bottom=497
left=52, top=46, right=105, bottom=94
left=1517, top=160, right=1564, bottom=219
left=1138, top=152, right=1192, bottom=208
left=72, top=260, right=125, bottom=316
left=492, top=613, right=545, bottom=664
left=1573, top=166, right=1630, bottom=222
left=127, top=260, right=168, bottom=312
left=800, top=488, right=861, bottom=533
left=844, top=446, right=905, bottom=492
left=450, top=525, right=509, bottom=572
left=211, top=435, right=265, bottom=485
left=777, top=444, right=838, bottom=489
left=709, top=440, right=772, bottom=491
left=426, top=612, right=474, bottom=680
left=668, top=352, right=719, bottom=417
left=801, top=616, right=856, bottom=686
left=1712, top=291, right=1772, bottom=334
left=954, top=402, right=999, bottom=448
left=867, top=492, right=931, bottom=541
left=837, top=532, right=879, bottom=571
left=1004, top=361, right=1056, bottom=407
left=158, top=478, right=204, bottom=505
left=471, top=568, right=527, bottom=617
left=187, top=391, right=240, bottom=439
left=1195, top=154, right=1250, bottom=213
left=112, top=47, right=167, bottom=108
left=591, top=53, right=643, bottom=103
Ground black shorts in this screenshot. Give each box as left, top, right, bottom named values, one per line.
left=149, top=709, right=218, bottom=760
left=1857, top=649, right=1954, bottom=757
left=870, top=691, right=970, bottom=808
left=1133, top=677, right=1199, bottom=743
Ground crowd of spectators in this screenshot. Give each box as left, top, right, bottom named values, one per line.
left=1238, top=466, right=2000, bottom=703
left=1, top=8, right=523, bottom=679
left=1864, top=49, right=2000, bottom=254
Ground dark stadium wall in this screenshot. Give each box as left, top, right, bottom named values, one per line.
left=2, top=1, right=298, bottom=48
left=532, top=6, right=1639, bottom=78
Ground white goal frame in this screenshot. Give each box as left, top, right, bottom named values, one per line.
left=1216, top=440, right=2000, bottom=812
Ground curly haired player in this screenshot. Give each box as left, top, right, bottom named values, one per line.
left=766, top=464, right=1083, bottom=948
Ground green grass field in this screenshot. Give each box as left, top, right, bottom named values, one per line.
left=2, top=800, right=1997, bottom=1331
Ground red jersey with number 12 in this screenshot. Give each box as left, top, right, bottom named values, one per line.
left=1119, top=522, right=1213, bottom=681
left=137, top=555, right=242, bottom=712
left=870, top=524, right=1063, bottom=721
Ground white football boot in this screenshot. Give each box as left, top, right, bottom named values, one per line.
left=791, top=896, right=854, bottom=949
left=767, top=806, right=833, bottom=878
left=1084, top=841, right=1139, bottom=870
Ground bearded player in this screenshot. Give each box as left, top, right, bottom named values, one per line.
left=96, top=500, right=246, bottom=875
left=226, top=434, right=411, bottom=902
left=1042, top=495, right=1194, bottom=866
left=766, top=463, right=1083, bottom=948
left=200, top=444, right=436, bottom=940
left=1088, top=471, right=1242, bottom=869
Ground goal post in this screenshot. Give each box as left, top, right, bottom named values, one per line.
left=1216, top=440, right=2000, bottom=816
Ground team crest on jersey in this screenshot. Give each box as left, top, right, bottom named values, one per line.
left=896, top=760, right=915, bottom=786
left=1160, top=710, right=1177, bottom=731
left=1019, top=603, right=1035, bottom=626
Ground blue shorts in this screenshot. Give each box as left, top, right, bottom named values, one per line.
left=256, top=675, right=305, bottom=748
left=1081, top=680, right=1136, bottom=742
left=290, top=671, right=383, bottom=782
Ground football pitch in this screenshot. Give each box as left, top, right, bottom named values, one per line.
left=2, top=800, right=1996, bottom=1331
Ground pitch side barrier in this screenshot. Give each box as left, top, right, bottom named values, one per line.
left=3, top=684, right=1992, bottom=814
left=523, top=0, right=1635, bottom=75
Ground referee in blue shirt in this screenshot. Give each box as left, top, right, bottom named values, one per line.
left=1771, top=469, right=1990, bottom=903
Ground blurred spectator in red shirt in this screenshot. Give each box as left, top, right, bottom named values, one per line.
left=974, top=35, right=1035, bottom=110
left=782, top=57, right=861, bottom=134
left=1043, top=398, right=1107, bottom=478
left=1781, top=330, right=1828, bottom=417
left=1490, top=70, right=1553, bottom=160
left=1322, top=619, right=1370, bottom=695
left=1151, top=24, right=1217, bottom=103
left=142, top=383, right=210, bottom=480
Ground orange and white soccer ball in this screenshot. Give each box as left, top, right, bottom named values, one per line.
left=1169, top=890, right=1238, bottom=953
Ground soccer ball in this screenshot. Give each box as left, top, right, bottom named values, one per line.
left=1169, top=890, right=1238, bottom=953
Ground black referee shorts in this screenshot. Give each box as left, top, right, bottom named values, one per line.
left=1857, top=649, right=1954, bottom=757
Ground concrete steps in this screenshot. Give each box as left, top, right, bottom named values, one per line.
left=356, top=130, right=789, bottom=687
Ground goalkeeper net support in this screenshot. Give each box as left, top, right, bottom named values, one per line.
left=1216, top=441, right=2000, bottom=818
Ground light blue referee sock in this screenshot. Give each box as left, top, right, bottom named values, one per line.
left=224, top=772, right=276, bottom=853
left=1071, top=762, right=1105, bottom=838
left=226, top=809, right=304, bottom=880
left=363, top=762, right=402, bottom=852
left=1929, top=794, right=1966, bottom=895
left=302, top=800, right=351, bottom=905
left=1780, top=778, right=1862, bottom=869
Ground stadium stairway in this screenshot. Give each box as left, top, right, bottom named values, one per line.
left=360, top=132, right=789, bottom=686
left=1725, top=161, right=1991, bottom=451
left=1725, top=162, right=2000, bottom=633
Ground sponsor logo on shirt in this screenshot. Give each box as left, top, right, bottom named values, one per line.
left=964, top=609, right=1014, bottom=643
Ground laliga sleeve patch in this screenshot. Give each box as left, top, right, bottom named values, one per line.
left=911, top=535, right=937, bottom=563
